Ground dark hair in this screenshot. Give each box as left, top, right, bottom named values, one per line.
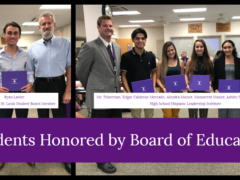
left=131, top=28, right=147, bottom=39
left=97, top=15, right=113, bottom=27
left=215, top=50, right=223, bottom=57
left=222, top=40, right=238, bottom=57
left=216, top=50, right=222, bottom=56
left=3, top=22, right=21, bottom=35
left=188, top=39, right=214, bottom=81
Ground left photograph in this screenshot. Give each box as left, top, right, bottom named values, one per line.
left=0, top=5, right=71, bottom=175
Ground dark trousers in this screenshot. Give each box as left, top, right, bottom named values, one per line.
left=91, top=109, right=122, bottom=118
left=0, top=109, right=28, bottom=118
left=0, top=91, right=28, bottom=118
left=92, top=109, right=122, bottom=165
left=188, top=91, right=208, bottom=118
left=35, top=75, right=67, bottom=118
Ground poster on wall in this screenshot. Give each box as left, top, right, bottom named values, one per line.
left=216, top=22, right=231, bottom=32
left=188, top=23, right=202, bottom=33
left=1, top=37, right=6, bottom=45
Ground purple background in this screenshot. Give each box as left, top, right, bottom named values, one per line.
left=0, top=118, right=240, bottom=162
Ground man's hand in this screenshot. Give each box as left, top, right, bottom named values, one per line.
left=21, top=83, right=32, bottom=93
left=63, top=91, right=71, bottom=104
left=0, top=87, right=9, bottom=93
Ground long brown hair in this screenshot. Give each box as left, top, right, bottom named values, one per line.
left=187, top=39, right=214, bottom=81
left=160, top=41, right=179, bottom=86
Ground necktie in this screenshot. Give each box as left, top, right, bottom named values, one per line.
left=107, top=44, right=113, bottom=58
left=107, top=44, right=116, bottom=72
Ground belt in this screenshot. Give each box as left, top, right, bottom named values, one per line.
left=36, top=75, right=64, bottom=82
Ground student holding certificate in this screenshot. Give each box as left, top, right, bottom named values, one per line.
left=213, top=40, right=240, bottom=118
left=0, top=22, right=35, bottom=170
left=185, top=39, right=214, bottom=118
left=121, top=28, right=156, bottom=118
left=156, top=41, right=184, bottom=118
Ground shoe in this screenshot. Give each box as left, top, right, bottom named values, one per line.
left=27, top=163, right=35, bottom=167
left=97, top=163, right=116, bottom=174
left=64, top=163, right=71, bottom=174
left=0, top=163, right=5, bottom=170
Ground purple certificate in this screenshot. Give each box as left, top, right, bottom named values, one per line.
left=189, top=75, right=210, bottom=91
left=219, top=79, right=240, bottom=93
left=2, top=71, right=27, bottom=91
left=131, top=79, right=154, bottom=93
left=164, top=74, right=186, bottom=92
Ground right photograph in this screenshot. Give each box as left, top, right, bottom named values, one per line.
left=75, top=4, right=240, bottom=175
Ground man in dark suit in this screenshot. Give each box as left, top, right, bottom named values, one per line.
left=76, top=15, right=122, bottom=174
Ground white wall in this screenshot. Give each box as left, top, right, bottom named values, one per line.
left=54, top=23, right=71, bottom=40
left=164, top=21, right=240, bottom=44
left=76, top=18, right=86, bottom=38
left=12, top=34, right=42, bottom=50
left=118, top=27, right=164, bottom=57
left=83, top=5, right=102, bottom=42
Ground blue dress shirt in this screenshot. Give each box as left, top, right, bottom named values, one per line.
left=0, top=46, right=34, bottom=87
left=29, top=35, right=71, bottom=78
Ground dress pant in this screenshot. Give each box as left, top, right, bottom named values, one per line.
left=35, top=75, right=67, bottom=118
left=91, top=109, right=122, bottom=118
left=218, top=109, right=240, bottom=118
left=0, top=91, right=28, bottom=118
left=188, top=91, right=208, bottom=118
left=159, top=88, right=180, bottom=118
left=0, top=109, right=28, bottom=118
left=131, top=109, right=154, bottom=118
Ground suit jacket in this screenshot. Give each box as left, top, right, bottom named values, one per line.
left=213, top=56, right=240, bottom=91
left=76, top=37, right=121, bottom=109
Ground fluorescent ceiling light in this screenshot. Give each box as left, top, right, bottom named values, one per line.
left=180, top=18, right=205, bottom=21
left=173, top=8, right=206, bottom=13
left=22, top=22, right=39, bottom=26
left=21, top=31, right=34, bottom=34
left=232, top=16, right=240, bottom=19
left=113, top=11, right=140, bottom=15
left=39, top=5, right=71, bottom=9
left=129, top=20, right=154, bottom=23
left=119, top=25, right=140, bottom=27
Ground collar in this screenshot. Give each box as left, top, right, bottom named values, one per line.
left=98, top=35, right=112, bottom=48
left=42, top=35, right=55, bottom=44
left=132, top=47, right=146, bottom=56
left=0, top=45, right=22, bottom=54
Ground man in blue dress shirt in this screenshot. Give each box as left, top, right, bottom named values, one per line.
left=0, top=21, right=35, bottom=169
left=0, top=22, right=34, bottom=117
left=28, top=11, right=71, bottom=174
left=29, top=11, right=71, bottom=118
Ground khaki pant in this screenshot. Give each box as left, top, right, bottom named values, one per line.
left=159, top=87, right=180, bottom=118
left=131, top=109, right=154, bottom=118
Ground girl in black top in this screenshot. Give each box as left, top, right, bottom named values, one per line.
left=213, top=40, right=240, bottom=118
left=185, top=39, right=214, bottom=118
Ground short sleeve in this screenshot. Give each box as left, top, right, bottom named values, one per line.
left=120, top=54, right=128, bottom=72
left=66, top=39, right=71, bottom=67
